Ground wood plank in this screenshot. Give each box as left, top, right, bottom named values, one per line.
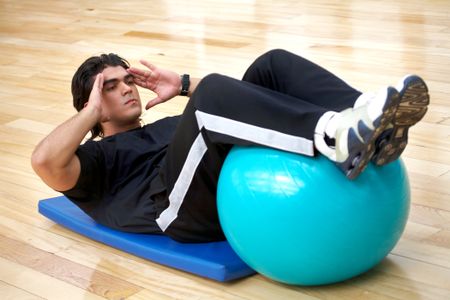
left=0, top=257, right=105, bottom=300
left=124, top=31, right=251, bottom=49
left=0, top=235, right=143, bottom=299
left=0, top=280, right=44, bottom=300
left=392, top=238, right=450, bottom=269
left=409, top=203, right=450, bottom=230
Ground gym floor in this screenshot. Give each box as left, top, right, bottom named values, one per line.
left=0, top=0, right=449, bottom=299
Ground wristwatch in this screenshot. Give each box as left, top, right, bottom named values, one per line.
left=180, top=74, right=190, bottom=96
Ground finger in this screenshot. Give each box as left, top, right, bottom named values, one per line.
left=135, top=76, right=158, bottom=91
left=130, top=74, right=148, bottom=85
left=91, top=73, right=103, bottom=92
left=92, top=73, right=100, bottom=87
left=145, top=97, right=164, bottom=110
left=97, top=73, right=104, bottom=89
left=131, top=74, right=146, bottom=84
left=127, top=66, right=147, bottom=77
left=130, top=67, right=153, bottom=81
left=132, top=78, right=146, bottom=87
left=133, top=78, right=154, bottom=90
left=140, top=59, right=157, bottom=71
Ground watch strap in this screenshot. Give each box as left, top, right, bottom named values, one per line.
left=180, top=74, right=190, bottom=96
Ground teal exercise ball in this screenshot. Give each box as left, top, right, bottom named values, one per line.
left=217, top=146, right=410, bottom=286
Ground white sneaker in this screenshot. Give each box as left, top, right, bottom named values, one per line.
left=315, top=86, right=400, bottom=179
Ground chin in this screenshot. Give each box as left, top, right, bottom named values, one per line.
left=116, top=113, right=141, bottom=126
left=128, top=106, right=142, bottom=119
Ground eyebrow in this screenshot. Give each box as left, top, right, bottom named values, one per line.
left=103, top=74, right=134, bottom=86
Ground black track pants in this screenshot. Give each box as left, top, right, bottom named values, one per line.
left=157, top=49, right=362, bottom=242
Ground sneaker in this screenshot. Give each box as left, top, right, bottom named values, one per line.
left=315, top=87, right=400, bottom=179
left=372, top=75, right=429, bottom=165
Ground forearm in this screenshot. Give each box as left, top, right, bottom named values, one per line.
left=31, top=106, right=99, bottom=179
left=186, top=77, right=201, bottom=97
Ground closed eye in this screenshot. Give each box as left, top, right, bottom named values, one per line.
left=102, top=74, right=134, bottom=92
left=104, top=83, right=116, bottom=92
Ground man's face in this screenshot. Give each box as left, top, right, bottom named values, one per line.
left=100, top=65, right=142, bottom=125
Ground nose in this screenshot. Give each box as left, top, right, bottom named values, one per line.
left=120, top=81, right=132, bottom=95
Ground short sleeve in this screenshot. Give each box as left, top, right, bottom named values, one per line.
left=62, top=141, right=104, bottom=204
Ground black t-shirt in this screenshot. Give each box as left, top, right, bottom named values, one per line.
left=63, top=116, right=180, bottom=233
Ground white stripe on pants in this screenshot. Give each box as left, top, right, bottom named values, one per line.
left=156, top=110, right=314, bottom=231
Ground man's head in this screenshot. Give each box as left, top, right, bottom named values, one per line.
left=72, top=54, right=142, bottom=139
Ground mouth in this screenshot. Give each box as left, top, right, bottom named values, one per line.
left=124, top=99, right=138, bottom=105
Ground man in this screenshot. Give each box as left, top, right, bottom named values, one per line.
left=31, top=49, right=429, bottom=242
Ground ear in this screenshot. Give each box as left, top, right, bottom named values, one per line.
left=83, top=102, right=88, bottom=108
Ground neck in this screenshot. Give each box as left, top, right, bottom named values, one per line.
left=102, top=119, right=141, bottom=137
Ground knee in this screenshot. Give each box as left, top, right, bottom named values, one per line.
left=256, top=49, right=291, bottom=65
left=263, top=48, right=291, bottom=59
left=189, top=73, right=241, bottom=113
left=244, top=49, right=293, bottom=78
left=200, top=73, right=227, bottom=85
left=193, top=73, right=235, bottom=100
left=196, top=73, right=232, bottom=93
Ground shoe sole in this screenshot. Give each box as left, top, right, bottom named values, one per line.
left=372, top=75, right=429, bottom=166
left=341, top=87, right=400, bottom=180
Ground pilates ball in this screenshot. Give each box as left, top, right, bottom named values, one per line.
left=217, top=146, right=410, bottom=285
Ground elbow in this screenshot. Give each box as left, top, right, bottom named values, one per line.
left=31, top=148, right=49, bottom=175
left=31, top=150, right=64, bottom=191
left=31, top=148, right=79, bottom=192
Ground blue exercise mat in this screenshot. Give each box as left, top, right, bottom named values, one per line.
left=38, top=196, right=255, bottom=281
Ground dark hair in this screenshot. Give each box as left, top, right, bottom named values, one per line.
left=71, top=53, right=130, bottom=139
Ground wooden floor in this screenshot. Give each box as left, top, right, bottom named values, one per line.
left=1, top=0, right=449, bottom=299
